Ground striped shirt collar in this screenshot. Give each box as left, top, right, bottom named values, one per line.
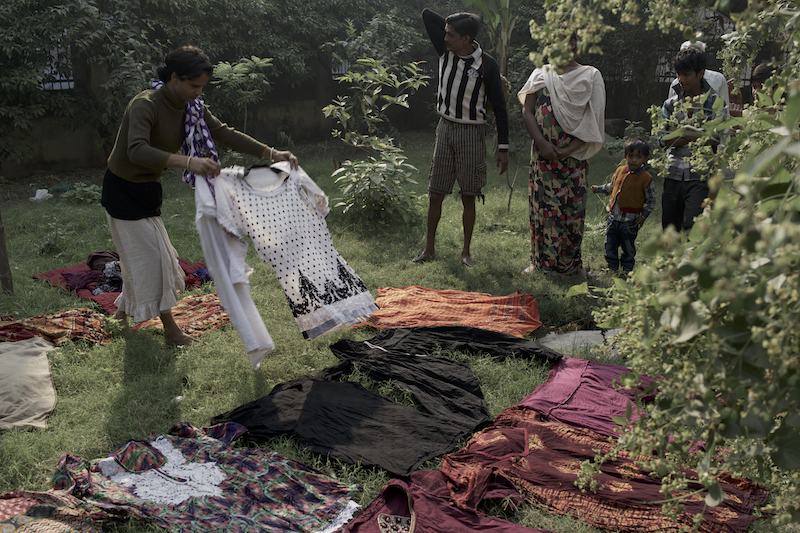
left=455, top=43, right=483, bottom=72
left=626, top=165, right=645, bottom=175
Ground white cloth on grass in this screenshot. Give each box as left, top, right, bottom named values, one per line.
left=0, top=336, right=57, bottom=430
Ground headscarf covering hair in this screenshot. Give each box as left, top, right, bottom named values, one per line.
left=152, top=46, right=219, bottom=190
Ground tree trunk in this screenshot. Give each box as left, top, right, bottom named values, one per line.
left=0, top=207, right=12, bottom=293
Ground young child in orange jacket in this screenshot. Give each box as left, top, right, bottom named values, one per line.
left=591, top=138, right=655, bottom=274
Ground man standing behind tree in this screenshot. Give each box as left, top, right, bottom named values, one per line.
left=660, top=46, right=725, bottom=233
left=412, top=9, right=509, bottom=267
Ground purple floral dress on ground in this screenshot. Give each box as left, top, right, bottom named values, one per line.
left=52, top=421, right=360, bottom=533
left=528, top=87, right=588, bottom=274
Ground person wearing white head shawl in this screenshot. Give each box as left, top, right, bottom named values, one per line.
left=517, top=33, right=605, bottom=278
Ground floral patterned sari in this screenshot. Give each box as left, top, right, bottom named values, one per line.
left=528, top=87, right=588, bottom=274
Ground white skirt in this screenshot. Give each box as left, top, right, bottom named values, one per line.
left=106, top=214, right=186, bottom=322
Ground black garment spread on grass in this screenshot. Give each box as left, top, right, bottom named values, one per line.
left=336, top=326, right=562, bottom=364
left=212, top=377, right=471, bottom=476
left=211, top=327, right=560, bottom=476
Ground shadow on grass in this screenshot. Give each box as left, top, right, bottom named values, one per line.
left=105, top=329, right=184, bottom=442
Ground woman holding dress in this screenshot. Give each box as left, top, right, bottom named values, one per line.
left=518, top=33, right=605, bottom=279
left=101, top=45, right=297, bottom=345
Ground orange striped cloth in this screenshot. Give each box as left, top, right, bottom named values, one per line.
left=353, top=286, right=542, bottom=337
left=133, top=293, right=230, bottom=337
left=0, top=308, right=110, bottom=345
left=0, top=294, right=230, bottom=346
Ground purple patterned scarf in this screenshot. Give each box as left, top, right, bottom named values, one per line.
left=150, top=80, right=219, bottom=187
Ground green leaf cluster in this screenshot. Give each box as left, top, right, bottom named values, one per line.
left=332, top=150, right=419, bottom=223
left=61, top=182, right=102, bottom=204
left=323, top=59, right=429, bottom=140
left=323, top=58, right=429, bottom=223
left=206, top=56, right=273, bottom=133
left=325, top=11, right=429, bottom=69
left=0, top=0, right=164, bottom=161
left=1, top=0, right=412, bottom=165
left=528, top=0, right=800, bottom=525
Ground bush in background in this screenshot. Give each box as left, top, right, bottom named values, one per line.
left=323, top=58, right=429, bottom=223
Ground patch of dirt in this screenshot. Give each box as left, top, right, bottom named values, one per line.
left=0, top=167, right=106, bottom=204
left=548, top=315, right=597, bottom=334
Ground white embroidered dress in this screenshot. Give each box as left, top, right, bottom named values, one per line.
left=200, top=163, right=376, bottom=359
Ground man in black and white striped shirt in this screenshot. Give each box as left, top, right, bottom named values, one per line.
left=412, top=9, right=509, bottom=267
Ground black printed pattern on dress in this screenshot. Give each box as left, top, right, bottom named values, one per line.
left=215, top=166, right=376, bottom=339
left=292, top=270, right=321, bottom=316
left=288, top=259, right=369, bottom=317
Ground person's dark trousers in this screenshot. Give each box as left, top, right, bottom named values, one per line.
left=661, top=179, right=709, bottom=232
left=604, top=218, right=639, bottom=272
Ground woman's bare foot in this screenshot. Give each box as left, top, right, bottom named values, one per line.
left=575, top=267, right=589, bottom=280
left=160, top=310, right=195, bottom=347
left=114, top=310, right=132, bottom=332
left=166, top=330, right=195, bottom=347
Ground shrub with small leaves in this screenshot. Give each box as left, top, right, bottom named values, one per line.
left=552, top=0, right=800, bottom=526
left=332, top=148, right=418, bottom=223
left=578, top=69, right=800, bottom=529
left=323, top=58, right=429, bottom=223
left=61, top=182, right=102, bottom=204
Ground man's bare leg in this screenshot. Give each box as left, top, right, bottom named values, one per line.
left=415, top=192, right=445, bottom=261
left=460, top=194, right=476, bottom=265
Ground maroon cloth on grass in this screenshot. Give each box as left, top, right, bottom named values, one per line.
left=61, top=270, right=101, bottom=291
left=517, top=357, right=658, bottom=437
left=440, top=407, right=769, bottom=533
left=86, top=250, right=120, bottom=271
left=33, top=255, right=206, bottom=315
left=345, top=470, right=554, bottom=533
left=0, top=323, right=36, bottom=342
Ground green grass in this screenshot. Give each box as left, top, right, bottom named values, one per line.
left=2, top=130, right=782, bottom=533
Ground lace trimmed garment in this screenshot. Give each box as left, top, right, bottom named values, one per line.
left=53, top=421, right=360, bottom=533
left=213, top=163, right=376, bottom=340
